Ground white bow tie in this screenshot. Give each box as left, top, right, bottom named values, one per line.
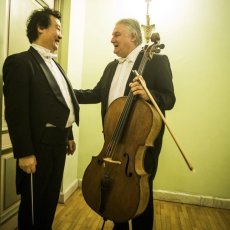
left=38, top=49, right=58, bottom=59
left=118, top=57, right=132, bottom=64
left=44, top=52, right=58, bottom=59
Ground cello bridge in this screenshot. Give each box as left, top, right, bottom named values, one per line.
left=103, top=157, right=121, bottom=165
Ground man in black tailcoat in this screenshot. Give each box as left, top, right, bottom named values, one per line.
left=3, top=8, right=79, bottom=229
left=75, top=18, right=175, bottom=229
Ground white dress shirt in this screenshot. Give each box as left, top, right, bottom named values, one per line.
left=31, top=44, right=75, bottom=128
left=108, top=45, right=142, bottom=106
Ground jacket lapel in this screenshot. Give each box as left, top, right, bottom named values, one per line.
left=103, top=60, right=119, bottom=108
left=29, top=47, right=68, bottom=108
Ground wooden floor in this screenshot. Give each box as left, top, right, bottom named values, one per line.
left=53, top=189, right=230, bottom=230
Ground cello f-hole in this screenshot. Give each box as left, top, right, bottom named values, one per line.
left=97, top=158, right=103, bottom=165
left=124, top=153, right=133, bottom=177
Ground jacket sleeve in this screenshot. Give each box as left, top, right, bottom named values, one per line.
left=3, top=55, right=35, bottom=158
left=145, top=55, right=176, bottom=111
left=74, top=61, right=116, bottom=104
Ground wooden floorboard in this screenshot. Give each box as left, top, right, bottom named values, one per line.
left=53, top=189, right=230, bottom=230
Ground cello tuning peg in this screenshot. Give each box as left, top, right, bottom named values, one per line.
left=159, top=44, right=165, bottom=49
left=151, top=32, right=160, bottom=43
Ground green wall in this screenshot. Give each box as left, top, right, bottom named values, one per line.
left=73, top=0, right=230, bottom=199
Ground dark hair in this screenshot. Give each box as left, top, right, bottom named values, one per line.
left=26, top=7, right=61, bottom=43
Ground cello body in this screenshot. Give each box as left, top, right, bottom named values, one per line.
left=82, top=96, right=162, bottom=222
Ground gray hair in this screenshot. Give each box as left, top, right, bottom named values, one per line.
left=116, top=18, right=142, bottom=46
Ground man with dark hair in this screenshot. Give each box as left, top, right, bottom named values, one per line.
left=75, top=18, right=175, bottom=229
left=3, top=8, right=79, bottom=229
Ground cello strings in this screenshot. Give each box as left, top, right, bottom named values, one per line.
left=103, top=48, right=150, bottom=161
left=105, top=92, right=133, bottom=159
left=105, top=91, right=134, bottom=160
left=104, top=55, right=148, bottom=160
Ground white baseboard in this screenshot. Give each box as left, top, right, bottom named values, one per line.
left=78, top=178, right=82, bottom=188
left=154, top=189, right=230, bottom=209
left=60, top=179, right=230, bottom=210
left=59, top=179, right=79, bottom=204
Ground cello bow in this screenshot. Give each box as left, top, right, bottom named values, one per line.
left=132, top=33, right=194, bottom=172
left=133, top=72, right=194, bottom=171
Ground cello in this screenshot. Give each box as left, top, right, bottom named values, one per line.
left=82, top=33, right=165, bottom=223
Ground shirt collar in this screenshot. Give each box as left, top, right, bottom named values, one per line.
left=118, top=45, right=143, bottom=64
left=31, top=44, right=57, bottom=59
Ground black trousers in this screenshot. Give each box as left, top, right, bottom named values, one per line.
left=17, top=127, right=70, bottom=230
